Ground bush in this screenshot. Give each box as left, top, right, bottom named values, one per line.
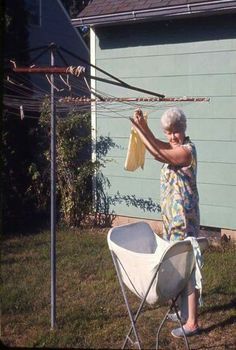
left=27, top=100, right=100, bottom=227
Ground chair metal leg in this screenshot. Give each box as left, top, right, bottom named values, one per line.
left=121, top=304, right=142, bottom=350
left=111, top=251, right=142, bottom=349
left=122, top=290, right=150, bottom=349
left=124, top=265, right=163, bottom=348
left=172, top=302, right=190, bottom=350
left=156, top=296, right=190, bottom=350
left=121, top=308, right=142, bottom=349
left=111, top=248, right=191, bottom=350
left=111, top=251, right=162, bottom=349
left=156, top=306, right=171, bottom=350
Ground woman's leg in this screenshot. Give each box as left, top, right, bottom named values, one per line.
left=185, top=289, right=199, bottom=330
left=171, top=289, right=199, bottom=338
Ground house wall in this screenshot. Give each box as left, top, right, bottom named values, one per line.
left=92, top=14, right=236, bottom=230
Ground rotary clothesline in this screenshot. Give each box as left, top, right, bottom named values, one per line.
left=6, top=63, right=210, bottom=121
left=12, top=64, right=211, bottom=104
left=6, top=41, right=211, bottom=121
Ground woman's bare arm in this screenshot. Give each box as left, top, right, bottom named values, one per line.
left=130, top=117, right=169, bottom=162
left=131, top=114, right=191, bottom=166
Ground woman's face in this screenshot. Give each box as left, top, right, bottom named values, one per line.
left=164, top=127, right=185, bottom=148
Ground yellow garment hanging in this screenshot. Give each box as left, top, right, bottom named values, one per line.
left=124, top=114, right=147, bottom=171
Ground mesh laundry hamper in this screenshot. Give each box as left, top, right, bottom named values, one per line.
left=107, top=221, right=208, bottom=349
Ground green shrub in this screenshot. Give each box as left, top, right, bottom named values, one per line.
left=27, top=100, right=101, bottom=227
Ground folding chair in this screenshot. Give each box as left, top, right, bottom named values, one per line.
left=107, top=221, right=208, bottom=350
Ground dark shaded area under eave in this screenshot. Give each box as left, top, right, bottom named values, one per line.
left=95, top=14, right=236, bottom=50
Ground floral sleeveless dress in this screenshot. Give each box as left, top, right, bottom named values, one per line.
left=160, top=137, right=200, bottom=241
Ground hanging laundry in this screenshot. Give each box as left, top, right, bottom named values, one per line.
left=20, top=105, right=24, bottom=120
left=124, top=113, right=148, bottom=171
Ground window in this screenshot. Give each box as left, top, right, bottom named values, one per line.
left=25, top=0, right=41, bottom=26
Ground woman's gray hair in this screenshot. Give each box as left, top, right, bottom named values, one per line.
left=161, top=107, right=187, bottom=132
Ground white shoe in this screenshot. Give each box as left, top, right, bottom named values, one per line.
left=171, top=325, right=199, bottom=338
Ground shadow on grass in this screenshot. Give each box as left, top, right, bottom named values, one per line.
left=200, top=298, right=236, bottom=315
left=193, top=341, right=236, bottom=350
left=3, top=213, right=50, bottom=237
left=199, top=315, right=236, bottom=335
left=189, top=314, right=236, bottom=350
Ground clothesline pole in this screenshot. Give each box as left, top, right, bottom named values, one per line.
left=11, top=44, right=58, bottom=330
left=50, top=46, right=57, bottom=330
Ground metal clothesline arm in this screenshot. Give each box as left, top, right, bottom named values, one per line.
left=59, top=45, right=129, bottom=85
left=12, top=66, right=165, bottom=98
left=60, top=96, right=210, bottom=103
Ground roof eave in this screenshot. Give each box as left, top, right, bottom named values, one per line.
left=72, top=1, right=236, bottom=27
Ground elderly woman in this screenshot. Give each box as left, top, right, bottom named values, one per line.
left=132, top=107, right=200, bottom=338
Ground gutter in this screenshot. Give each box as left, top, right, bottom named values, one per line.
left=71, top=0, right=236, bottom=27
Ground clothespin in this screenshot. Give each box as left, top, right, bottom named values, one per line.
left=59, top=74, right=71, bottom=91
left=20, top=105, right=24, bottom=120
left=45, top=74, right=64, bottom=92
left=10, top=60, right=16, bottom=68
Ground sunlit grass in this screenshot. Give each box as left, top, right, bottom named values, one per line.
left=1, top=227, right=235, bottom=349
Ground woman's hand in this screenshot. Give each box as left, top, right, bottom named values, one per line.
left=133, top=108, right=147, bottom=131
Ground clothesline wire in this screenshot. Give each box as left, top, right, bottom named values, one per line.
left=4, top=70, right=209, bottom=122
left=4, top=71, right=90, bottom=112
left=4, top=90, right=202, bottom=122
left=6, top=71, right=88, bottom=96
left=4, top=74, right=131, bottom=114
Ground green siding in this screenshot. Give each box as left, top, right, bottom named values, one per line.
left=94, top=14, right=236, bottom=230
left=103, top=157, right=236, bottom=186
left=97, top=52, right=236, bottom=76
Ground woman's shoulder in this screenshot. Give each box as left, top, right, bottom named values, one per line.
left=181, top=137, right=197, bottom=170
left=182, top=137, right=196, bottom=152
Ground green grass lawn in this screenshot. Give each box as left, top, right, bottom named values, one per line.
left=1, top=227, right=236, bottom=349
